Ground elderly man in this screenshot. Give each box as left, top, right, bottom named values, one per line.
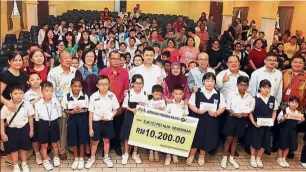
left=188, top=52, right=215, bottom=90
left=99, top=51, right=130, bottom=156
left=47, top=50, right=77, bottom=160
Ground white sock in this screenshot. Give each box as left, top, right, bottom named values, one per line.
left=13, top=164, right=19, bottom=168
left=79, top=157, right=84, bottom=161
left=256, top=157, right=261, bottom=161
left=104, top=154, right=109, bottom=158
left=43, top=159, right=49, bottom=163
left=74, top=157, right=79, bottom=161
left=35, top=152, right=41, bottom=156
left=251, top=156, right=256, bottom=160
left=229, top=156, right=234, bottom=160
left=91, top=156, right=95, bottom=160
left=150, top=150, right=153, bottom=154
left=21, top=161, right=27, bottom=166
left=223, top=156, right=227, bottom=160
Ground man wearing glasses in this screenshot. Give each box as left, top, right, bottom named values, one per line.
left=99, top=51, right=130, bottom=156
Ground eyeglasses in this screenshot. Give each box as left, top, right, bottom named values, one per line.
left=97, top=83, right=109, bottom=87
left=110, top=58, right=121, bottom=61
left=238, top=83, right=249, bottom=87
left=134, top=82, right=143, bottom=85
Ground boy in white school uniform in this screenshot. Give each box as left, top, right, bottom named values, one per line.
left=164, top=85, right=189, bottom=166
left=35, top=81, right=62, bottom=171
left=1, top=85, right=34, bottom=172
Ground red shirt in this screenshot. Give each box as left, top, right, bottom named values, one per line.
left=99, top=67, right=129, bottom=103
left=24, top=65, right=49, bottom=83
left=247, top=49, right=266, bottom=71
left=163, top=48, right=180, bottom=63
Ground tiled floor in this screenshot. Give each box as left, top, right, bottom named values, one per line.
left=1, top=134, right=306, bottom=172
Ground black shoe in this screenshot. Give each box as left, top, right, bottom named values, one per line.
left=271, top=146, right=278, bottom=153
left=287, top=151, right=294, bottom=159
left=264, top=150, right=271, bottom=155
left=208, top=149, right=216, bottom=156
left=115, top=148, right=122, bottom=156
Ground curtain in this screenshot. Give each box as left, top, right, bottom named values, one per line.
left=232, top=7, right=240, bottom=23
left=16, top=0, right=24, bottom=29
left=239, top=7, right=249, bottom=21
left=278, top=6, right=294, bottom=34
left=7, top=1, right=14, bottom=31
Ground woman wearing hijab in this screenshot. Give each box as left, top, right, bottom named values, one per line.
left=162, top=62, right=191, bottom=104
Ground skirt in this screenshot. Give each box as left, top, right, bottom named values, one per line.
left=278, top=128, right=298, bottom=151
left=120, top=111, right=134, bottom=140
left=246, top=124, right=271, bottom=150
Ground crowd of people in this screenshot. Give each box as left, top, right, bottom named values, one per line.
left=1, top=4, right=306, bottom=172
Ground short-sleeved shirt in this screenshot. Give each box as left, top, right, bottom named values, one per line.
left=0, top=70, right=27, bottom=100
left=188, top=88, right=226, bottom=109
left=226, top=90, right=253, bottom=114
left=61, top=91, right=89, bottom=110
left=89, top=91, right=120, bottom=121
left=122, top=89, right=148, bottom=108
left=277, top=107, right=301, bottom=123
left=251, top=94, right=279, bottom=111
left=35, top=98, right=62, bottom=121
left=166, top=100, right=189, bottom=117
left=1, top=101, right=34, bottom=128
left=24, top=88, right=41, bottom=105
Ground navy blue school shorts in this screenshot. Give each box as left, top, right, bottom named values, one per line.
left=38, top=119, right=60, bottom=144
left=67, top=114, right=89, bottom=146
left=4, top=124, right=32, bottom=153
left=92, top=120, right=115, bottom=141
left=31, top=121, right=40, bottom=142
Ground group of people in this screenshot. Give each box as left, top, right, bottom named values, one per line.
left=1, top=5, right=306, bottom=172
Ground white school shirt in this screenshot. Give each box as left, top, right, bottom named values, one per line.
left=126, top=46, right=137, bottom=61
left=129, top=64, right=163, bottom=94
left=250, top=93, right=279, bottom=111
left=188, top=88, right=226, bottom=109
left=166, top=100, right=189, bottom=117
left=61, top=91, right=89, bottom=110
left=24, top=88, right=42, bottom=104
left=0, top=101, right=34, bottom=128
left=90, top=35, right=99, bottom=45
left=35, top=98, right=62, bottom=121
left=89, top=91, right=120, bottom=121
left=226, top=89, right=253, bottom=114
left=122, top=89, right=149, bottom=108
left=250, top=66, right=283, bottom=106
left=216, top=69, right=249, bottom=102
left=277, top=107, right=301, bottom=123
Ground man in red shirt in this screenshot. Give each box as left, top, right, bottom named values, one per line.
left=99, top=51, right=129, bottom=156
left=173, top=16, right=187, bottom=32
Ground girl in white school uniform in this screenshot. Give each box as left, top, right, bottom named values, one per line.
left=24, top=72, right=43, bottom=165
left=247, top=79, right=278, bottom=168
left=120, top=74, right=149, bottom=165
left=85, top=75, right=120, bottom=169
left=35, top=81, right=62, bottom=171
left=187, top=72, right=226, bottom=166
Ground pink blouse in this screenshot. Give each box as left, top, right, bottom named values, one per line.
left=179, top=46, right=200, bottom=67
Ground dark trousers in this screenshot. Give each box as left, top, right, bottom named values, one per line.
left=301, top=143, right=306, bottom=163
left=110, top=113, right=124, bottom=149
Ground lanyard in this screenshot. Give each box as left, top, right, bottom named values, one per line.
left=44, top=102, right=52, bottom=126
left=289, top=73, right=301, bottom=89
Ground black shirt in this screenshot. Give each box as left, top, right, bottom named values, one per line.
left=0, top=70, right=27, bottom=100
left=242, top=25, right=250, bottom=41
left=207, top=49, right=223, bottom=68
left=277, top=53, right=289, bottom=70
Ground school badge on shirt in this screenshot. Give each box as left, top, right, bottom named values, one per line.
left=214, top=99, right=219, bottom=104
left=269, top=103, right=274, bottom=109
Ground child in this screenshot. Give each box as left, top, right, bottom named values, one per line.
left=133, top=55, right=144, bottom=68
left=119, top=42, right=127, bottom=54
left=72, top=57, right=80, bottom=69
left=162, top=51, right=170, bottom=62
left=121, top=74, right=149, bottom=165
left=164, top=85, right=189, bottom=166
left=24, top=72, right=43, bottom=165
left=61, top=78, right=89, bottom=170
left=85, top=75, right=119, bottom=168
left=221, top=76, right=252, bottom=169
left=35, top=81, right=62, bottom=170
left=276, top=96, right=305, bottom=168
left=1, top=85, right=34, bottom=172
left=148, top=85, right=166, bottom=162
left=247, top=79, right=278, bottom=168
left=187, top=72, right=226, bottom=166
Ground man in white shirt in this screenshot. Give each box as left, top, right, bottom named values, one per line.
left=129, top=47, right=163, bottom=95
left=118, top=8, right=128, bottom=19
left=47, top=50, right=76, bottom=160
left=216, top=55, right=249, bottom=101
left=250, top=53, right=283, bottom=106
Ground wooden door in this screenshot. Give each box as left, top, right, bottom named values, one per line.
left=37, top=0, right=49, bottom=25
left=209, top=1, right=223, bottom=35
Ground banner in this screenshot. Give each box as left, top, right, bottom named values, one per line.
left=128, top=106, right=198, bottom=157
